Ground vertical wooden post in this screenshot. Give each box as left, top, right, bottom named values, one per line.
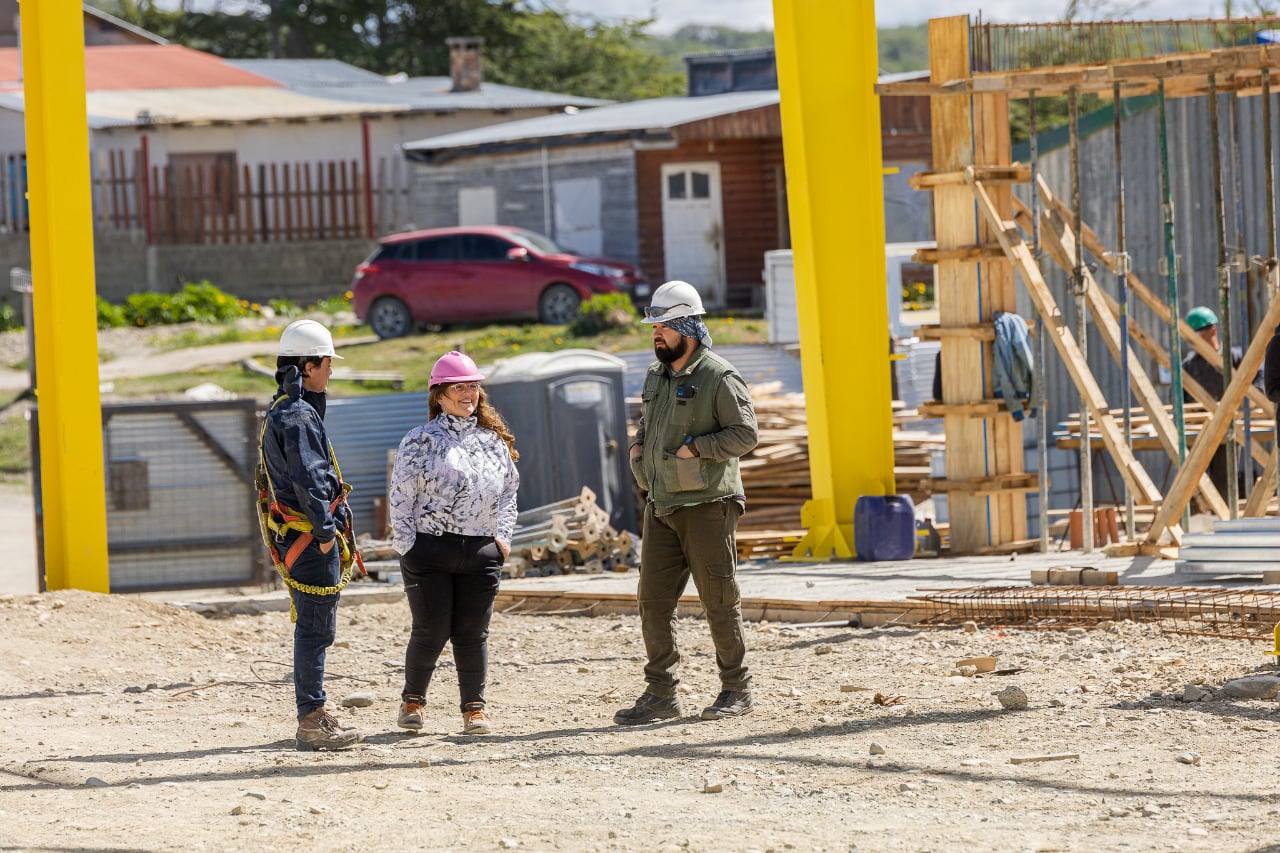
left=362, top=120, right=375, bottom=237
left=929, top=15, right=1025, bottom=552
left=22, top=0, right=110, bottom=591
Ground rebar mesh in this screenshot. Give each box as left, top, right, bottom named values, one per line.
left=972, top=18, right=1280, bottom=73
left=909, top=586, right=1280, bottom=642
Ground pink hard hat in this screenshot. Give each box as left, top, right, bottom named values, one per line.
left=429, top=351, right=485, bottom=388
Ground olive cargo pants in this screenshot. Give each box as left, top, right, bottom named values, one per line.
left=637, top=499, right=750, bottom=697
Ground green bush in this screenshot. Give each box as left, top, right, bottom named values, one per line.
left=567, top=293, right=638, bottom=337
left=0, top=298, right=20, bottom=332
left=97, top=296, right=127, bottom=329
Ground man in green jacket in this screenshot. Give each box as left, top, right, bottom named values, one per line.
left=616, top=280, right=760, bottom=725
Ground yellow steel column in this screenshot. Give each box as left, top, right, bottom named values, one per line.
left=21, top=0, right=110, bottom=591
left=773, top=0, right=891, bottom=559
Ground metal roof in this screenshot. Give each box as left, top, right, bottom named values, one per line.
left=0, top=45, right=279, bottom=92
left=78, top=86, right=410, bottom=127
left=228, top=59, right=610, bottom=112
left=403, top=90, right=781, bottom=160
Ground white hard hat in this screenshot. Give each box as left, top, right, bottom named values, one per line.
left=278, top=319, right=343, bottom=359
left=641, top=280, right=705, bottom=324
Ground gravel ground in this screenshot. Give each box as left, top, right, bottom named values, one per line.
left=3, top=589, right=1280, bottom=852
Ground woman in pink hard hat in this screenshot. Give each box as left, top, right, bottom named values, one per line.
left=388, top=351, right=520, bottom=735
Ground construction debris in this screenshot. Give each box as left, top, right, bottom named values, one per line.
left=504, top=487, right=639, bottom=579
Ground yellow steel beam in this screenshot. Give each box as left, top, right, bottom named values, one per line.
left=773, top=0, right=892, bottom=559
left=21, top=0, right=109, bottom=591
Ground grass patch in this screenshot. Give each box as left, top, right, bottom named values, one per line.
left=0, top=393, right=31, bottom=484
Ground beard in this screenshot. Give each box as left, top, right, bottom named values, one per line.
left=654, top=334, right=689, bottom=364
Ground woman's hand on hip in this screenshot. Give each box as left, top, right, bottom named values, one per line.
left=319, top=538, right=335, bottom=554
left=496, top=538, right=510, bottom=560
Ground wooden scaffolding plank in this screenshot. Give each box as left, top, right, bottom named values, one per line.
left=967, top=174, right=1170, bottom=517
left=1146, top=270, right=1280, bottom=543
left=1026, top=184, right=1230, bottom=519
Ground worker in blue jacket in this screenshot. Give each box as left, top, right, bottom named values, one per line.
left=261, top=319, right=362, bottom=751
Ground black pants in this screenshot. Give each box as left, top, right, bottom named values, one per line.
left=400, top=531, right=502, bottom=711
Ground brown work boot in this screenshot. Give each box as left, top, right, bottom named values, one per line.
left=295, top=708, right=362, bottom=751
left=461, top=705, right=492, bottom=735
left=398, top=696, right=425, bottom=731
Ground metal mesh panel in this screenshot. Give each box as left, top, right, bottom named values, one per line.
left=911, top=585, right=1280, bottom=641
left=99, top=399, right=259, bottom=592
left=972, top=18, right=1280, bottom=73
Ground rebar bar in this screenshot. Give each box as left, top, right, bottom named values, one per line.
left=1209, top=74, right=1240, bottom=516
left=1070, top=87, right=1093, bottom=552
left=1030, top=91, right=1051, bottom=554
left=1159, top=78, right=1191, bottom=531
left=1114, top=82, right=1135, bottom=541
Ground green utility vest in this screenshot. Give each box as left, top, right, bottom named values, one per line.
left=631, top=346, right=749, bottom=511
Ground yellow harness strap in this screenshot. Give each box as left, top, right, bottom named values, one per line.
left=256, top=394, right=366, bottom=621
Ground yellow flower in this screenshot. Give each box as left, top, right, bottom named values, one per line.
left=726, top=316, right=735, bottom=324
left=251, top=303, right=261, bottom=311
left=554, top=337, right=562, bottom=344
left=344, top=291, right=353, bottom=302
left=512, top=343, right=521, bottom=350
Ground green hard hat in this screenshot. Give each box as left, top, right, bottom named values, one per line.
left=1186, top=306, right=1218, bottom=331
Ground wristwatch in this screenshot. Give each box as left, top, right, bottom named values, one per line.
left=684, top=435, right=700, bottom=457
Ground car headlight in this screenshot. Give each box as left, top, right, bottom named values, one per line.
left=634, top=282, right=651, bottom=297
left=571, top=261, right=626, bottom=278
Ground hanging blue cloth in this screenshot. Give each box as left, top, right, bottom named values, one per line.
left=992, top=311, right=1040, bottom=420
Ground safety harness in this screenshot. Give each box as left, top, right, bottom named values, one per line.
left=256, top=395, right=365, bottom=620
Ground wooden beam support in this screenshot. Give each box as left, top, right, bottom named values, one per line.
left=1145, top=268, right=1280, bottom=543
left=916, top=324, right=996, bottom=341
left=922, top=473, right=1040, bottom=495
left=913, top=244, right=1007, bottom=264
left=917, top=399, right=1008, bottom=418
left=908, top=164, right=1031, bottom=189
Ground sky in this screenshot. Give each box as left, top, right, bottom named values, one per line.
left=160, top=0, right=1236, bottom=32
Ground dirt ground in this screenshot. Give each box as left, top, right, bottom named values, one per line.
left=4, top=589, right=1280, bottom=852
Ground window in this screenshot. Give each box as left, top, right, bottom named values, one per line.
left=667, top=173, right=687, bottom=200
left=690, top=172, right=711, bottom=199
left=458, top=234, right=511, bottom=261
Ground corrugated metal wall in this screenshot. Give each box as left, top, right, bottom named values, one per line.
left=1016, top=91, right=1279, bottom=524
left=324, top=392, right=431, bottom=539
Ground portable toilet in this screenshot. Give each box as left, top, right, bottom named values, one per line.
left=483, top=349, right=636, bottom=533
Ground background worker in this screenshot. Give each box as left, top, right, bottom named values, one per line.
left=616, top=281, right=760, bottom=725
left=389, top=351, right=519, bottom=736
left=1181, top=306, right=1261, bottom=501
left=260, top=319, right=362, bottom=751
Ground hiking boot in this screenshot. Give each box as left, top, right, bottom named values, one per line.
left=398, top=697, right=425, bottom=731
left=462, top=706, right=492, bottom=735
left=295, top=708, right=362, bottom=751
left=613, top=692, right=682, bottom=725
left=701, top=691, right=754, bottom=720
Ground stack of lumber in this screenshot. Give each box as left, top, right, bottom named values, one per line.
left=504, top=487, right=639, bottom=579
left=628, top=382, right=946, bottom=561
left=1054, top=403, right=1272, bottom=450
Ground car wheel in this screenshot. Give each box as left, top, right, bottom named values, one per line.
left=538, top=284, right=582, bottom=325
left=368, top=296, right=413, bottom=339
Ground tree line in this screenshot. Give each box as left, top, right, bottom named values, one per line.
left=98, top=3, right=931, bottom=102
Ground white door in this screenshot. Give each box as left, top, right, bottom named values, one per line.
left=458, top=186, right=496, bottom=225
left=553, top=177, right=602, bottom=255
left=661, top=162, right=725, bottom=308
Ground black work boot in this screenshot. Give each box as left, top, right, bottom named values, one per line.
left=700, top=691, right=754, bottom=720
left=613, top=691, right=682, bottom=725
left=295, top=708, right=362, bottom=751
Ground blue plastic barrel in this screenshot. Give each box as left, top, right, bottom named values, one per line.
left=854, top=495, right=916, bottom=561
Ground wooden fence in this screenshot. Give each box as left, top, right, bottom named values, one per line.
left=0, top=149, right=414, bottom=244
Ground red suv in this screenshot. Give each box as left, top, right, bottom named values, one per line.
left=351, top=225, right=651, bottom=338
